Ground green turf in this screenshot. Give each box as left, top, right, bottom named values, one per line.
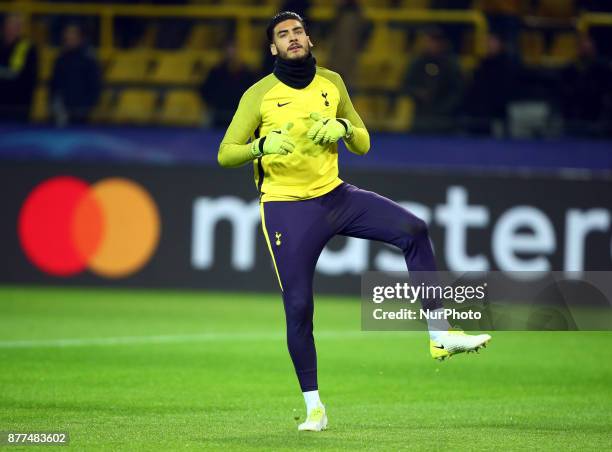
left=1, top=286, right=611, bottom=451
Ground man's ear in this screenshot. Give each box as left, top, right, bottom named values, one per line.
left=308, top=37, right=314, bottom=48
left=270, top=43, right=278, bottom=56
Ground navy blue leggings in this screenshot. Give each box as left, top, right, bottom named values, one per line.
left=260, top=183, right=439, bottom=391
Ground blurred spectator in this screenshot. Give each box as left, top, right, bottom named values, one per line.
left=464, top=33, right=520, bottom=135
left=200, top=41, right=257, bottom=128
left=49, top=0, right=147, bottom=48
left=0, top=14, right=38, bottom=123
left=431, top=0, right=472, bottom=53
left=476, top=0, right=527, bottom=54
left=559, top=35, right=612, bottom=135
left=402, top=28, right=464, bottom=133
left=327, top=0, right=366, bottom=92
left=50, top=24, right=101, bottom=126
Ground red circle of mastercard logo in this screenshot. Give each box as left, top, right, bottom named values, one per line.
left=18, top=176, right=161, bottom=278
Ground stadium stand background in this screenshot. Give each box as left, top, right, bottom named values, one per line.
left=0, top=0, right=611, bottom=138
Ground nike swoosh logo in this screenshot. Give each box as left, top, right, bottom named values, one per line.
left=277, top=102, right=291, bottom=107
left=433, top=345, right=445, bottom=349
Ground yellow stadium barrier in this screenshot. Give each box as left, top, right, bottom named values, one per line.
left=0, top=2, right=488, bottom=55
left=577, top=12, right=612, bottom=36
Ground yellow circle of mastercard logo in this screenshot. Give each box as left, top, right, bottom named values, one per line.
left=18, top=176, right=161, bottom=278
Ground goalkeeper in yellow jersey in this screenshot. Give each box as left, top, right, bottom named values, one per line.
left=218, top=11, right=491, bottom=432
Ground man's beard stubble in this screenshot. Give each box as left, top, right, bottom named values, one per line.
left=279, top=44, right=312, bottom=61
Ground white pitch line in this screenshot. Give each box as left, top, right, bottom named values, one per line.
left=0, top=330, right=393, bottom=349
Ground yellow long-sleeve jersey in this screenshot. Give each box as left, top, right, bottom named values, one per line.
left=218, top=66, right=370, bottom=201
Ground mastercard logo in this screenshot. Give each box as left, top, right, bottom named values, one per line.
left=18, top=176, right=161, bottom=278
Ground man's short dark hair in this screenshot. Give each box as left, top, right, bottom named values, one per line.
left=266, top=11, right=306, bottom=43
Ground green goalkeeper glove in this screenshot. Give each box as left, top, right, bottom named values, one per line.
left=307, top=112, right=353, bottom=145
left=251, top=122, right=295, bottom=158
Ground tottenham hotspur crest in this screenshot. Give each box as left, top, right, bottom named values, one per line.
left=275, top=232, right=282, bottom=246
left=321, top=91, right=329, bottom=106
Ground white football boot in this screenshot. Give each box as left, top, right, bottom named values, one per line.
left=298, top=406, right=328, bottom=432
left=430, top=329, right=491, bottom=361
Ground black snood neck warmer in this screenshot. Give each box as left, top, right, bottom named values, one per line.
left=273, top=53, right=316, bottom=89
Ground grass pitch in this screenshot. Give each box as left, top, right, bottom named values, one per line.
left=1, top=286, right=611, bottom=451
